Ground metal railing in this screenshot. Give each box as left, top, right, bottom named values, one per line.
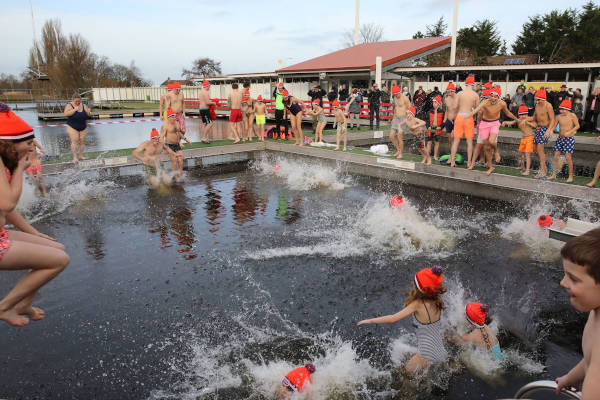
left=513, top=380, right=581, bottom=399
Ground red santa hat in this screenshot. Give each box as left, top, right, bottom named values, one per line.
left=0, top=103, right=35, bottom=141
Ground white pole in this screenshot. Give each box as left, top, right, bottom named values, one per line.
left=450, top=0, right=459, bottom=66
left=354, top=0, right=360, bottom=46
left=29, top=0, right=41, bottom=71
left=375, top=56, right=382, bottom=88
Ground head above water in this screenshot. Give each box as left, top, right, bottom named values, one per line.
left=465, top=302, right=489, bottom=328
left=305, top=363, right=316, bottom=373
left=405, top=266, right=446, bottom=310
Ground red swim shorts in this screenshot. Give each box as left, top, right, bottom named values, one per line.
left=26, top=159, right=42, bottom=175
left=230, top=109, right=243, bottom=123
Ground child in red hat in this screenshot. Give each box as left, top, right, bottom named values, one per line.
left=0, top=102, right=70, bottom=327
left=332, top=100, right=347, bottom=151
left=254, top=96, right=267, bottom=142
left=548, top=99, right=579, bottom=183
left=279, top=363, right=315, bottom=398
left=357, top=265, right=448, bottom=374
left=555, top=228, right=600, bottom=397
left=502, top=104, right=538, bottom=176
left=453, top=303, right=502, bottom=361
left=310, top=99, right=326, bottom=144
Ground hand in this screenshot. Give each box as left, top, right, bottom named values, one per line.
left=357, top=319, right=371, bottom=326
left=555, top=375, right=578, bottom=394
left=17, top=152, right=32, bottom=170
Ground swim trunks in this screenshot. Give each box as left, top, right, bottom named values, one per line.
left=441, top=119, right=454, bottom=133
left=230, top=109, right=243, bottom=122
left=336, top=121, right=347, bottom=134
left=199, top=108, right=213, bottom=124
left=534, top=126, right=549, bottom=145
left=518, top=135, right=534, bottom=153
left=175, top=113, right=186, bottom=133
left=425, top=131, right=441, bottom=142
left=255, top=114, right=266, bottom=125
left=391, top=116, right=407, bottom=132
left=317, top=113, right=326, bottom=123
left=144, top=164, right=157, bottom=175
left=0, top=228, right=11, bottom=261
left=26, top=159, right=42, bottom=175
left=453, top=114, right=475, bottom=139
left=553, top=136, right=575, bottom=154
left=478, top=119, right=500, bottom=141
left=167, top=143, right=182, bottom=153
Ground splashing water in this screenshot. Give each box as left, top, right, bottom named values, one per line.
left=246, top=195, right=461, bottom=261
left=16, top=168, right=119, bottom=223
left=252, top=156, right=352, bottom=191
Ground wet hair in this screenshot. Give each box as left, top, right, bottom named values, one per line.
left=561, top=228, right=600, bottom=283
left=404, top=282, right=446, bottom=310
left=72, top=93, right=81, bottom=100
left=0, top=141, right=19, bottom=174
left=243, top=82, right=250, bottom=88
left=232, top=83, right=238, bottom=89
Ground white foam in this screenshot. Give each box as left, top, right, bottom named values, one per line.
left=252, top=156, right=352, bottom=191
left=246, top=195, right=460, bottom=261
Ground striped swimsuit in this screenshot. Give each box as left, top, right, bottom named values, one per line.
left=412, top=301, right=448, bottom=364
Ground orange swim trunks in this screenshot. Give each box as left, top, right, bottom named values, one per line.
left=26, top=159, right=42, bottom=175
left=453, top=114, right=475, bottom=139
left=519, top=135, right=534, bottom=153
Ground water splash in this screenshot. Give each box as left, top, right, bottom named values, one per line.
left=251, top=156, right=352, bottom=191
left=246, top=195, right=461, bottom=261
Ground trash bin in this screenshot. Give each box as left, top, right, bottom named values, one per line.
left=146, top=95, right=150, bottom=101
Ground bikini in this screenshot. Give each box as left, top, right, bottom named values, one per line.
left=0, top=168, right=13, bottom=260
left=412, top=300, right=448, bottom=364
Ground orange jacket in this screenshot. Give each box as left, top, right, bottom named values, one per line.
left=284, top=366, right=311, bottom=391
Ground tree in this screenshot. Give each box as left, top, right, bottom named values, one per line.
left=457, top=19, right=503, bottom=63
left=573, top=2, right=600, bottom=61
left=182, top=58, right=222, bottom=80
left=340, top=23, right=385, bottom=48
left=413, top=16, right=447, bottom=39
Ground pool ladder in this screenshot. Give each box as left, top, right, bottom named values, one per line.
left=512, top=380, right=581, bottom=399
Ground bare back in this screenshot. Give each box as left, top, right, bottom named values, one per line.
left=199, top=88, right=212, bottom=109
left=444, top=94, right=458, bottom=120
left=229, top=90, right=242, bottom=109
left=456, top=87, right=479, bottom=114
left=412, top=299, right=441, bottom=323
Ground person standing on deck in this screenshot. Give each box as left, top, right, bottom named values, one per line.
left=368, top=84, right=382, bottom=130
left=165, top=81, right=186, bottom=135
left=63, top=93, right=91, bottom=163
left=159, top=83, right=173, bottom=121
left=273, top=82, right=288, bottom=138
left=228, top=83, right=243, bottom=143
left=449, top=75, right=479, bottom=168
left=442, top=82, right=458, bottom=159
left=198, top=80, right=215, bottom=144
left=528, top=89, right=555, bottom=179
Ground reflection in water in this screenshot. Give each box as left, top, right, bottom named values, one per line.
left=231, top=177, right=262, bottom=226
left=146, top=185, right=197, bottom=260
left=85, top=230, right=106, bottom=260
left=204, top=181, right=225, bottom=235
left=276, top=191, right=302, bottom=224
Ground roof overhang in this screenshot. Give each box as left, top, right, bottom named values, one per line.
left=393, top=62, right=600, bottom=74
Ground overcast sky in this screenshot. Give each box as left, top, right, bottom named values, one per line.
left=1, top=0, right=595, bottom=84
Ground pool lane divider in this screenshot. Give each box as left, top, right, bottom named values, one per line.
left=40, top=141, right=600, bottom=205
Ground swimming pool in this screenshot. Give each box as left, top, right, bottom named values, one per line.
left=0, top=156, right=595, bottom=399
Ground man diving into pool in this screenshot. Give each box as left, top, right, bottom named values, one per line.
left=133, top=128, right=177, bottom=188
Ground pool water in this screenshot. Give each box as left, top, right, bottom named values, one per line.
left=0, top=156, right=597, bottom=399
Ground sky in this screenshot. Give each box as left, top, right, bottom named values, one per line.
left=1, top=0, right=596, bottom=85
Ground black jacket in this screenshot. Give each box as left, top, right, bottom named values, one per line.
left=338, top=88, right=349, bottom=102
left=307, top=88, right=326, bottom=104
left=368, top=89, right=381, bottom=107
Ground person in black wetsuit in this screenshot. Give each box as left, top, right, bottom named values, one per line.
left=63, top=94, right=91, bottom=163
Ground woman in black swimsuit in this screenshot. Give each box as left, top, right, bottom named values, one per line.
left=63, top=94, right=91, bottom=163
left=283, top=92, right=304, bottom=146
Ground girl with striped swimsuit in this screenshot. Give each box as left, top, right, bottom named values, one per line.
left=357, top=266, right=448, bottom=374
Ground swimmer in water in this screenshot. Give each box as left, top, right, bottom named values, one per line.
left=0, top=103, right=70, bottom=327
left=160, top=108, right=191, bottom=181
left=537, top=214, right=567, bottom=231
left=279, top=363, right=315, bottom=399
left=452, top=303, right=502, bottom=361
left=133, top=128, right=177, bottom=188
left=25, top=139, right=48, bottom=196
left=358, top=266, right=448, bottom=374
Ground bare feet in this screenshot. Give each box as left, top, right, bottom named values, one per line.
left=426, top=159, right=432, bottom=166
left=18, top=306, right=45, bottom=321
left=467, top=165, right=474, bottom=170
left=396, top=154, right=403, bottom=159
left=0, top=308, right=30, bottom=327
left=517, top=166, right=523, bottom=170
left=233, top=139, right=240, bottom=144
left=434, top=156, right=439, bottom=161
left=334, top=147, right=339, bottom=151
left=73, top=158, right=79, bottom=164
left=566, top=176, right=574, bottom=183
left=343, top=147, right=347, bottom=151
left=521, top=170, right=530, bottom=176
left=450, top=163, right=455, bottom=168
left=495, top=153, right=501, bottom=163
left=421, top=159, right=426, bottom=164
left=587, top=181, right=597, bottom=188
left=548, top=175, right=556, bottom=181
left=486, top=167, right=495, bottom=176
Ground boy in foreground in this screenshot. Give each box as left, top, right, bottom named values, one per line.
left=502, top=105, right=536, bottom=176
left=254, top=95, right=267, bottom=141
left=556, top=228, right=600, bottom=399
left=549, top=99, right=579, bottom=183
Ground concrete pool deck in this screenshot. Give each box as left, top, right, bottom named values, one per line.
left=40, top=138, right=600, bottom=205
